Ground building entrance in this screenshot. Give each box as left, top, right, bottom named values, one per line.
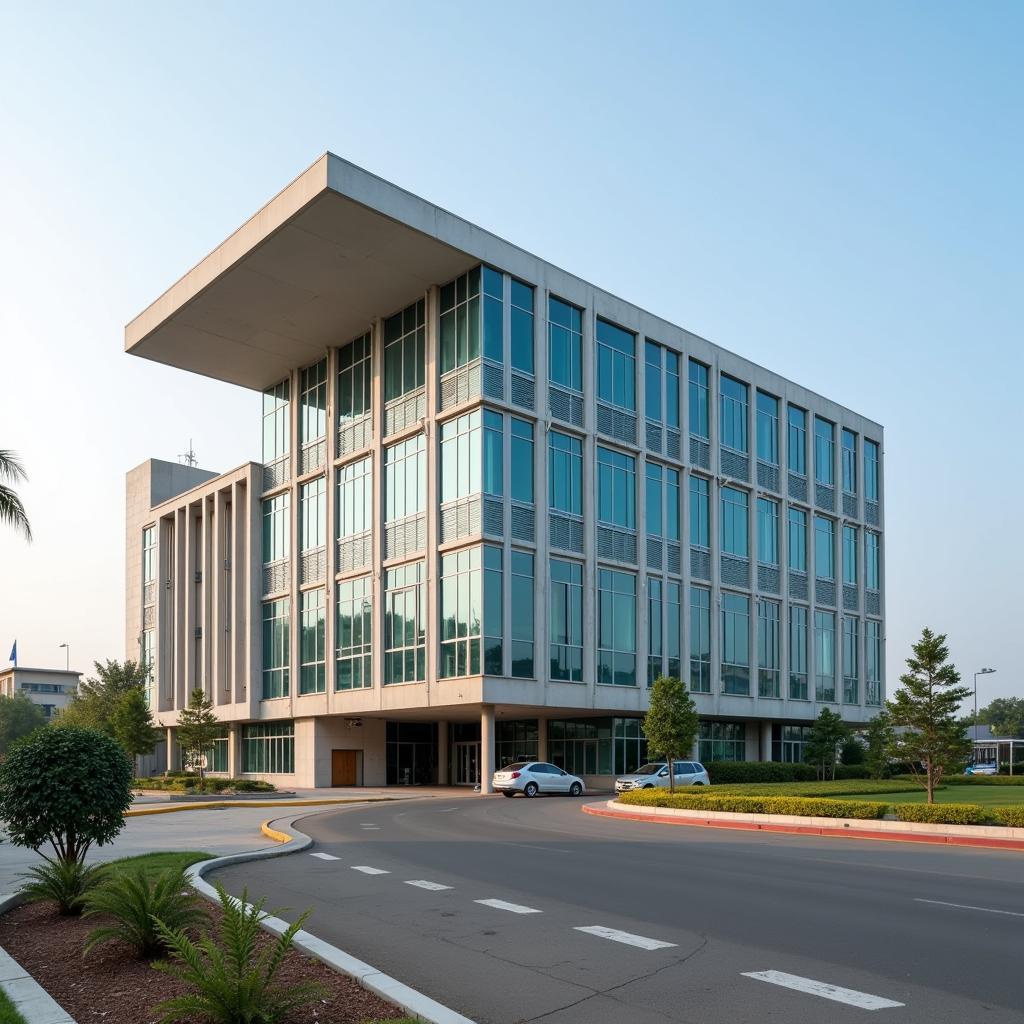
left=454, top=742, right=480, bottom=786
left=386, top=721, right=437, bottom=785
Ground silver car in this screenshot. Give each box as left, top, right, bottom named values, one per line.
left=493, top=762, right=586, bottom=798
left=615, top=761, right=710, bottom=793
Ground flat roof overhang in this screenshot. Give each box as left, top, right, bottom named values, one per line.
left=125, top=154, right=489, bottom=392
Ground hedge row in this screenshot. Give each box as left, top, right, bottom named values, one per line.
left=134, top=777, right=276, bottom=793
left=714, top=779, right=923, bottom=797
left=893, top=803, right=989, bottom=826
left=617, top=789, right=889, bottom=820
left=705, top=761, right=872, bottom=784
left=993, top=807, right=1024, bottom=827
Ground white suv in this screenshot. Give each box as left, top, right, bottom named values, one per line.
left=615, top=761, right=710, bottom=793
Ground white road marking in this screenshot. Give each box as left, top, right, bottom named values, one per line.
left=574, top=925, right=677, bottom=950
left=351, top=865, right=390, bottom=875
left=475, top=898, right=542, bottom=914
left=309, top=852, right=340, bottom=861
left=405, top=879, right=453, bottom=891
left=742, top=971, right=905, bottom=1010
left=914, top=898, right=1024, bottom=918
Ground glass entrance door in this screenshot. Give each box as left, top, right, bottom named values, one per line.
left=454, top=742, right=480, bottom=786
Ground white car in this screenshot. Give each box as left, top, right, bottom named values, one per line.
left=493, top=762, right=586, bottom=798
left=614, top=761, right=710, bottom=793
left=965, top=762, right=998, bottom=776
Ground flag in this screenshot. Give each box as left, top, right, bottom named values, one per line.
left=8, top=640, right=15, bottom=667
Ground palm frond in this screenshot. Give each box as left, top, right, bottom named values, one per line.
left=0, top=484, right=31, bottom=541
left=0, top=450, right=28, bottom=484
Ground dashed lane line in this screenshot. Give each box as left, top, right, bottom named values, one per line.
left=742, top=971, right=905, bottom=1010
left=309, top=852, right=340, bottom=861
left=475, top=898, right=542, bottom=914
left=574, top=925, right=676, bottom=950
left=405, top=880, right=453, bottom=891
left=350, top=865, right=390, bottom=875
left=914, top=898, right=1024, bottom=918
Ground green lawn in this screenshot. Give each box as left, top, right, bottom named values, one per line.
left=0, top=989, right=27, bottom=1024
left=98, top=850, right=212, bottom=879
left=844, top=785, right=1024, bottom=807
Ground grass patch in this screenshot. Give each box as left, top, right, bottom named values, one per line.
left=713, top=779, right=925, bottom=797
left=843, top=785, right=1024, bottom=807
left=97, top=851, right=213, bottom=880
left=0, top=990, right=26, bottom=1024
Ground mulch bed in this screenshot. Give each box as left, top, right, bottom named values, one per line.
left=0, top=900, right=401, bottom=1024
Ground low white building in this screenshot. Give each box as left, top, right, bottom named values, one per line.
left=0, top=667, right=78, bottom=720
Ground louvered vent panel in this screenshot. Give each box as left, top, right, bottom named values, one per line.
left=789, top=571, right=808, bottom=601
left=866, top=591, right=881, bottom=616
left=262, top=458, right=289, bottom=493
left=865, top=501, right=880, bottom=526
left=440, top=496, right=482, bottom=543
left=842, top=493, right=858, bottom=518
left=337, top=533, right=372, bottom=574
left=338, top=414, right=372, bottom=456
left=596, top=403, right=638, bottom=446
left=384, top=514, right=426, bottom=559
left=665, top=542, right=681, bottom=576
left=843, top=585, right=860, bottom=611
left=510, top=502, right=535, bottom=543
left=757, top=565, right=781, bottom=594
left=816, top=579, right=837, bottom=607
left=142, top=606, right=155, bottom=629
left=815, top=483, right=835, bottom=512
left=549, top=386, right=584, bottom=427
left=690, top=547, right=711, bottom=580
left=262, top=559, right=290, bottom=596
left=300, top=440, right=326, bottom=476
left=384, top=389, right=426, bottom=437
left=440, top=362, right=483, bottom=411
left=143, top=582, right=156, bottom=606
left=757, top=461, right=780, bottom=493
left=483, top=361, right=504, bottom=401
left=721, top=449, right=749, bottom=483
left=645, top=421, right=663, bottom=453
left=665, top=430, right=681, bottom=461
left=510, top=372, right=535, bottom=410
left=690, top=437, right=711, bottom=470
left=721, top=556, right=750, bottom=588
left=597, top=526, right=637, bottom=564
left=549, top=514, right=584, bottom=553
left=646, top=538, right=663, bottom=571
left=300, top=546, right=326, bottom=585
left=482, top=497, right=504, bottom=537
left=788, top=474, right=808, bottom=503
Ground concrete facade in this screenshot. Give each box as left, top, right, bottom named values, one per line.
left=0, top=666, right=78, bottom=719
left=124, top=154, right=885, bottom=791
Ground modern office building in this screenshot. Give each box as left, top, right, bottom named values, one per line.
left=125, top=153, right=885, bottom=790
left=0, top=666, right=78, bottom=719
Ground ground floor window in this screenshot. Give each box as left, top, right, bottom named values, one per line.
left=242, top=722, right=294, bottom=774
left=548, top=718, right=613, bottom=775
left=698, top=721, right=746, bottom=762
left=613, top=717, right=649, bottom=774
left=386, top=721, right=436, bottom=785
left=772, top=724, right=811, bottom=763
left=175, top=728, right=228, bottom=773
left=495, top=719, right=538, bottom=768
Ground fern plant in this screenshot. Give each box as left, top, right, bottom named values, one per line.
left=83, top=866, right=207, bottom=958
left=151, top=883, right=324, bottom=1024
left=21, top=858, right=105, bottom=915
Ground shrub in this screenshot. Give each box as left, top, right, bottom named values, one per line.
left=0, top=727, right=133, bottom=865
left=946, top=775, right=1024, bottom=787
left=894, top=803, right=989, bottom=826
left=20, top=859, right=106, bottom=916
left=706, top=761, right=816, bottom=784
left=840, top=736, right=865, bottom=765
left=83, top=866, right=208, bottom=958
left=152, top=883, right=324, bottom=1024
left=993, top=807, right=1024, bottom=828
left=133, top=777, right=276, bottom=794
left=713, top=779, right=922, bottom=797
left=618, top=789, right=889, bottom=819
left=834, top=764, right=871, bottom=780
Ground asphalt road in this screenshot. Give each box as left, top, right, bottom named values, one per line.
left=211, top=795, right=1024, bottom=1024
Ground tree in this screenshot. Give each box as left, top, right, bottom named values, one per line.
left=864, top=712, right=894, bottom=780
left=840, top=734, right=865, bottom=766
left=111, top=688, right=160, bottom=765
left=0, top=694, right=48, bottom=755
left=57, top=659, right=148, bottom=737
left=0, top=726, right=133, bottom=865
left=0, top=449, right=31, bottom=541
left=642, top=676, right=700, bottom=793
left=977, top=697, right=1024, bottom=739
left=886, top=627, right=972, bottom=803
left=804, top=708, right=850, bottom=780
left=175, top=688, right=221, bottom=786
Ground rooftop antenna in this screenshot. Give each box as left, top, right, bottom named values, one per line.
left=179, top=440, right=198, bottom=467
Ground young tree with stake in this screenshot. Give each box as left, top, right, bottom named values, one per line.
left=175, top=688, right=221, bottom=787
left=643, top=676, right=700, bottom=793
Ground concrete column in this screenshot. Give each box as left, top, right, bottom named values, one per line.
left=537, top=717, right=548, bottom=762
left=480, top=705, right=495, bottom=793
left=228, top=723, right=241, bottom=777
left=437, top=720, right=450, bottom=785
left=760, top=720, right=773, bottom=762
left=165, top=727, right=175, bottom=772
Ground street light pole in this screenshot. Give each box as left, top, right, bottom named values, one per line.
left=58, top=643, right=69, bottom=671
left=973, top=667, right=996, bottom=763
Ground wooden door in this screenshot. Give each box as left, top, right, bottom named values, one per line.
left=331, top=749, right=359, bottom=786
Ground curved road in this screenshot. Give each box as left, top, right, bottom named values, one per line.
left=211, top=795, right=1024, bottom=1023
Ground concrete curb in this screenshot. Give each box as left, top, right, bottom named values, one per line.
left=189, top=808, right=476, bottom=1024
left=0, top=943, right=75, bottom=1024
left=584, top=800, right=1024, bottom=850
left=127, top=796, right=403, bottom=817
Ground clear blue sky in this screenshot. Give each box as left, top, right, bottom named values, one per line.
left=1, top=1, right=1020, bottom=706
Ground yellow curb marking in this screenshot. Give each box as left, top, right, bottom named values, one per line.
left=126, top=796, right=401, bottom=817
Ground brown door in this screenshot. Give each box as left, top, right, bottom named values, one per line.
left=331, top=749, right=359, bottom=786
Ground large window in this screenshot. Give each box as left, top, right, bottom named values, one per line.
left=614, top=718, right=650, bottom=776
left=511, top=418, right=534, bottom=504
left=300, top=477, right=326, bottom=553
left=142, top=526, right=156, bottom=583
left=758, top=599, right=780, bottom=698
left=645, top=341, right=662, bottom=423
left=790, top=605, right=808, bottom=700
left=384, top=434, right=426, bottom=522
left=688, top=360, right=709, bottom=438
left=496, top=720, right=539, bottom=768
left=842, top=429, right=857, bottom=494
left=788, top=507, right=807, bottom=572
left=510, top=551, right=534, bottom=677
left=384, top=562, right=426, bottom=684
left=511, top=279, right=535, bottom=375
left=787, top=405, right=806, bottom=475
left=689, top=476, right=709, bottom=547
left=666, top=581, right=681, bottom=680
left=299, top=588, right=326, bottom=695
left=550, top=559, right=583, bottom=681
left=548, top=718, right=613, bottom=776
left=814, top=416, right=835, bottom=486
left=757, top=497, right=778, bottom=565
left=646, top=462, right=663, bottom=537
left=439, top=546, right=503, bottom=679
left=337, top=457, right=372, bottom=538
left=300, top=358, right=327, bottom=445
left=773, top=724, right=811, bottom=764
left=699, top=722, right=746, bottom=762
left=262, top=598, right=290, bottom=699
left=440, top=268, right=482, bottom=373
left=720, top=486, right=749, bottom=557
left=597, top=447, right=636, bottom=529
left=720, top=375, right=748, bottom=453
left=815, top=610, right=836, bottom=702
left=843, top=525, right=858, bottom=585
left=814, top=515, right=834, bottom=580
left=645, top=342, right=679, bottom=427
left=866, top=620, right=882, bottom=705
left=262, top=380, right=289, bottom=463
left=483, top=410, right=503, bottom=495
left=548, top=296, right=583, bottom=393
left=597, top=568, right=636, bottom=686
left=242, top=722, right=294, bottom=775
left=843, top=617, right=859, bottom=704
left=549, top=431, right=582, bottom=515
left=141, top=628, right=155, bottom=706
left=721, top=593, right=750, bottom=696
left=336, top=576, right=372, bottom=691
left=866, top=531, right=880, bottom=590
left=262, top=494, right=289, bottom=565
left=596, top=319, right=636, bottom=411
left=756, top=391, right=779, bottom=465
left=440, top=410, right=481, bottom=502
left=648, top=578, right=662, bottom=687
left=383, top=299, right=425, bottom=401
left=483, top=266, right=503, bottom=362
left=864, top=440, right=880, bottom=501
left=689, top=586, right=711, bottom=693
left=337, top=332, right=371, bottom=425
